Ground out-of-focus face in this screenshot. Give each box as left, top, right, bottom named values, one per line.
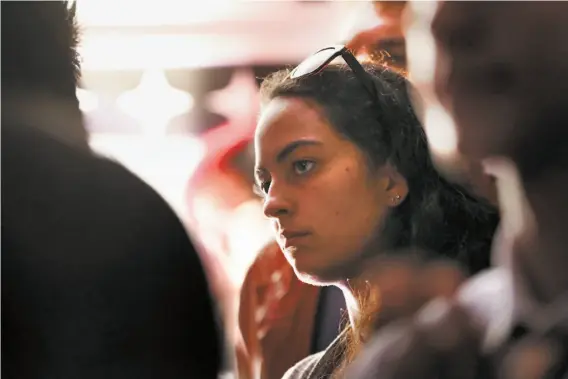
left=345, top=1, right=407, bottom=69
left=410, top=1, right=568, bottom=161
left=254, top=98, right=406, bottom=284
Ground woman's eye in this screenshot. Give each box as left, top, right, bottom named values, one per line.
left=292, top=160, right=315, bottom=175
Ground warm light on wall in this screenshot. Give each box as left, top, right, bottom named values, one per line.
left=90, top=134, right=206, bottom=220
left=78, top=34, right=222, bottom=71
left=340, top=1, right=384, bottom=43
left=406, top=1, right=438, bottom=86
left=406, top=1, right=458, bottom=159
left=424, top=104, right=458, bottom=157
left=116, top=69, right=194, bottom=135
left=76, top=1, right=367, bottom=71
left=191, top=194, right=232, bottom=262
left=226, top=200, right=274, bottom=285
left=205, top=68, right=260, bottom=130
left=406, top=29, right=436, bottom=85
left=76, top=88, right=99, bottom=113
left=76, top=0, right=237, bottom=27
left=189, top=194, right=275, bottom=287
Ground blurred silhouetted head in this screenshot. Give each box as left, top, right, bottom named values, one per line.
left=1, top=0, right=87, bottom=147
left=2, top=1, right=80, bottom=101
left=424, top=2, right=568, bottom=179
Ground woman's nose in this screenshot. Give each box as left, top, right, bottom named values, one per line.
left=262, top=186, right=291, bottom=219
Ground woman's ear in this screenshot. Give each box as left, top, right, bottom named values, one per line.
left=381, top=165, right=409, bottom=207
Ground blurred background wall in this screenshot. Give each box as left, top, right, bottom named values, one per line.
left=77, top=0, right=380, bottom=284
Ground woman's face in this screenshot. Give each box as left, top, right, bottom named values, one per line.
left=254, top=97, right=406, bottom=284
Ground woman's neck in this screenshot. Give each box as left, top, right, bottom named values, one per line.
left=337, top=255, right=412, bottom=341
left=337, top=280, right=375, bottom=344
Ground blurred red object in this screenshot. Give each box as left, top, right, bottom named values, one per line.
left=237, top=243, right=320, bottom=379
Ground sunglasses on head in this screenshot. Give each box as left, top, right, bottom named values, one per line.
left=290, top=45, right=379, bottom=101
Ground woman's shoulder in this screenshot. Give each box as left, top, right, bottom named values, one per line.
left=281, top=328, right=349, bottom=379
left=281, top=351, right=325, bottom=379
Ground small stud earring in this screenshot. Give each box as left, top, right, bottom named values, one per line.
left=392, top=195, right=401, bottom=204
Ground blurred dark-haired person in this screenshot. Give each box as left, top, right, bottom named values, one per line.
left=2, top=2, right=222, bottom=378
left=348, top=2, right=568, bottom=378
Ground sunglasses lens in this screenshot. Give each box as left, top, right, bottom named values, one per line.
left=290, top=47, right=342, bottom=79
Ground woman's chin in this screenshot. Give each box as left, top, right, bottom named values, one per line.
left=291, top=258, right=347, bottom=286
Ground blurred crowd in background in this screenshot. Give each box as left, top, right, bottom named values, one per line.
left=3, top=1, right=568, bottom=379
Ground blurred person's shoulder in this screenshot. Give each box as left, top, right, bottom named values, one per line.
left=3, top=124, right=223, bottom=378
left=457, top=266, right=514, bottom=353
left=4, top=123, right=176, bottom=222
left=2, top=121, right=208, bottom=273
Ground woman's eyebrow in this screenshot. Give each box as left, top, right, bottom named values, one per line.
left=276, top=139, right=323, bottom=162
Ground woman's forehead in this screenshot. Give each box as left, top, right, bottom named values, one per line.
left=255, top=98, right=333, bottom=145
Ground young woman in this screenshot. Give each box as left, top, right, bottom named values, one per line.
left=253, top=46, right=499, bottom=378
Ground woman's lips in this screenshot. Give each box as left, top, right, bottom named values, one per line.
left=279, top=231, right=311, bottom=248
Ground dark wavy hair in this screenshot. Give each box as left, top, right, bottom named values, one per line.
left=260, top=62, right=499, bottom=275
